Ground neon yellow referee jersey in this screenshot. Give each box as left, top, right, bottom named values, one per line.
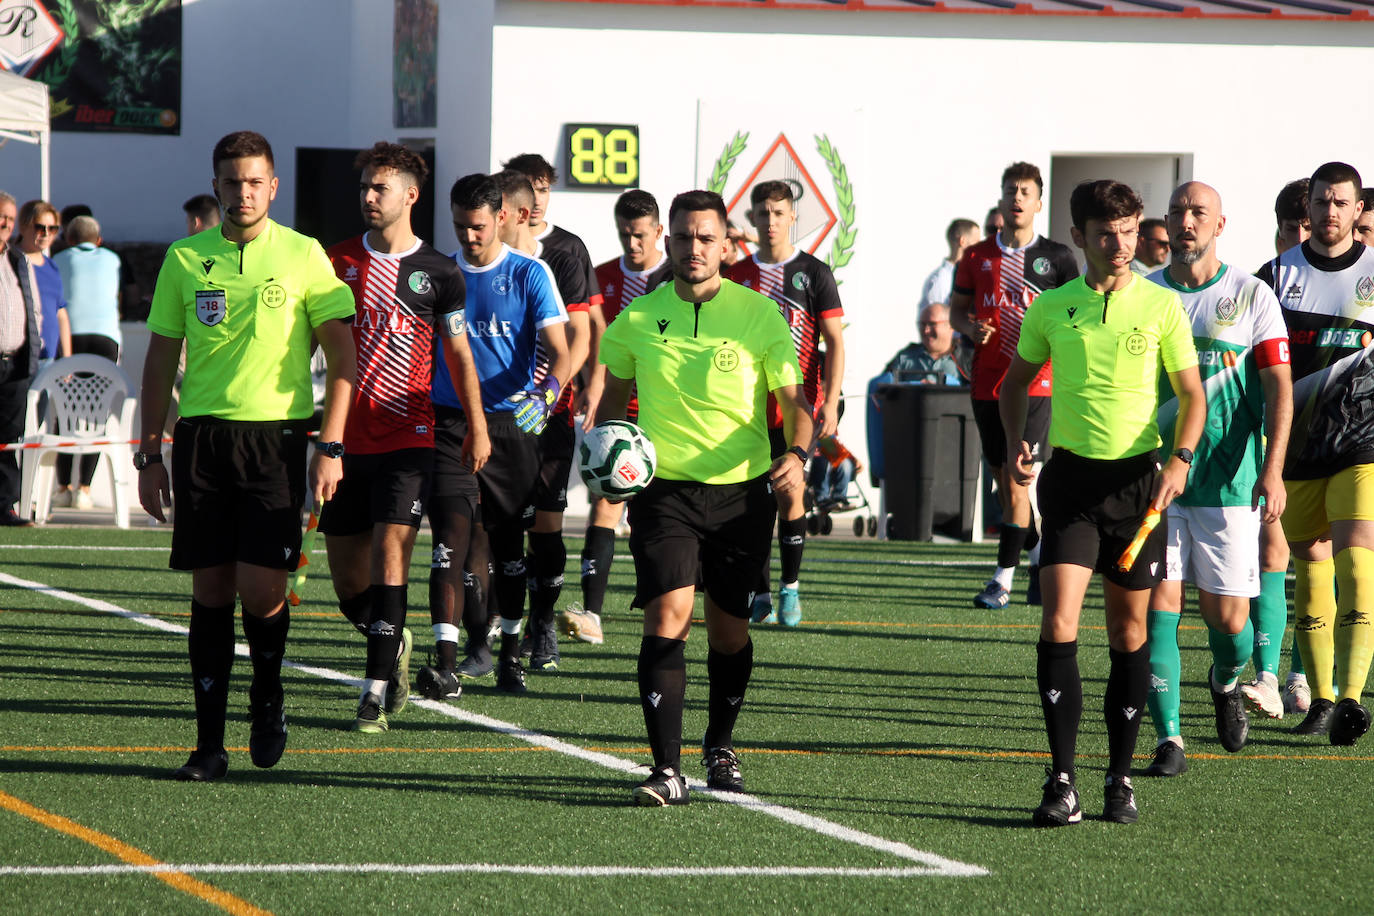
left=600, top=279, right=801, bottom=484
left=1017, top=273, right=1197, bottom=460
left=148, top=220, right=355, bottom=421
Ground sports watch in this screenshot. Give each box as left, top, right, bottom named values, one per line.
left=1172, top=447, right=1194, bottom=465
left=787, top=445, right=809, bottom=465
left=316, top=441, right=345, bottom=459
left=133, top=452, right=162, bottom=471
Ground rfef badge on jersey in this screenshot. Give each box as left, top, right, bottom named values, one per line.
left=196, top=289, right=226, bottom=327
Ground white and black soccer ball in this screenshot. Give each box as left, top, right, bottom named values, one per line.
left=579, top=420, right=657, bottom=500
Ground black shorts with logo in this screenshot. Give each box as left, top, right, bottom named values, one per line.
left=318, top=448, right=433, bottom=536
left=973, top=396, right=1051, bottom=467
left=534, top=408, right=576, bottom=513
left=169, top=416, right=308, bottom=571
left=1036, top=448, right=1164, bottom=590
left=475, top=411, right=540, bottom=529
left=430, top=406, right=481, bottom=521
left=627, top=474, right=775, bottom=617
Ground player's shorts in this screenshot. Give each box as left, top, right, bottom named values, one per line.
left=1036, top=448, right=1164, bottom=590
left=1280, top=463, right=1374, bottom=543
left=430, top=405, right=481, bottom=521
left=475, top=411, right=540, bottom=530
left=627, top=474, right=774, bottom=617
left=1164, top=503, right=1261, bottom=597
left=973, top=396, right=1051, bottom=468
left=534, top=408, right=575, bottom=513
left=169, top=416, right=308, bottom=572
left=318, top=448, right=432, bottom=536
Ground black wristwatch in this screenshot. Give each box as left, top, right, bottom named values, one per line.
left=133, top=451, right=162, bottom=471
left=315, top=440, right=345, bottom=459
left=1172, top=447, right=1194, bottom=465
left=787, top=445, right=809, bottom=465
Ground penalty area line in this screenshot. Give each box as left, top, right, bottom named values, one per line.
left=0, top=571, right=987, bottom=880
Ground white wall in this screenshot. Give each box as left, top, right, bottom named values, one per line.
left=0, top=0, right=496, bottom=247
left=492, top=0, right=1374, bottom=467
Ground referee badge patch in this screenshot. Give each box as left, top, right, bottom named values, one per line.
left=713, top=347, right=740, bottom=372
left=195, top=289, right=226, bottom=326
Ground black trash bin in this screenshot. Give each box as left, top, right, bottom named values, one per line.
left=878, top=384, right=980, bottom=540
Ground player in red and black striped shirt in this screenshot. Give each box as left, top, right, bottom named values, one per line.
left=951, top=162, right=1078, bottom=610
left=726, top=180, right=845, bottom=626
left=323, top=143, right=488, bottom=728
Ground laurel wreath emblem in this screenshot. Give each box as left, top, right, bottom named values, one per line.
left=706, top=129, right=856, bottom=280
left=707, top=131, right=750, bottom=196
left=39, top=0, right=80, bottom=90
left=815, top=134, right=856, bottom=277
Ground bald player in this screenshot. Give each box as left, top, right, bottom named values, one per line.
left=1141, top=182, right=1292, bottom=776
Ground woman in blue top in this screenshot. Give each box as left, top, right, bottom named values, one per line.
left=18, top=200, right=70, bottom=363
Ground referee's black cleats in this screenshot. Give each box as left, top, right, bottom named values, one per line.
left=1291, top=698, right=1335, bottom=735
left=415, top=665, right=463, bottom=701
left=702, top=747, right=744, bottom=793
left=1031, top=770, right=1081, bottom=827
left=497, top=658, right=527, bottom=694
left=174, top=747, right=228, bottom=782
left=1329, top=698, right=1371, bottom=746
left=248, top=691, right=287, bottom=768
left=1102, top=774, right=1138, bottom=824
left=1209, top=668, right=1249, bottom=752
left=633, top=766, right=689, bottom=806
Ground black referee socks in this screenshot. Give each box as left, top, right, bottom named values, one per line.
left=704, top=639, right=753, bottom=750
left=187, top=599, right=235, bottom=752
left=1036, top=639, right=1082, bottom=779
left=242, top=604, right=290, bottom=702
left=1104, top=645, right=1150, bottom=778
left=638, top=636, right=687, bottom=770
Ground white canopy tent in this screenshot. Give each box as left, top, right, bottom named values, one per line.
left=0, top=70, right=50, bottom=202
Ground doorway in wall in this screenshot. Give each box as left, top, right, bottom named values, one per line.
left=1047, top=154, right=1193, bottom=262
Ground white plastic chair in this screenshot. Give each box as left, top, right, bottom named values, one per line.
left=18, top=354, right=137, bottom=528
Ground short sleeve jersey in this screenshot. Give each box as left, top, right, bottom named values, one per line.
left=953, top=235, right=1079, bottom=400
left=535, top=223, right=602, bottom=309
left=148, top=220, right=355, bottom=421
left=1149, top=264, right=1290, bottom=507
left=328, top=235, right=466, bottom=454
left=919, top=260, right=955, bottom=311
left=434, top=244, right=567, bottom=414
left=599, top=279, right=802, bottom=485
left=1018, top=273, right=1197, bottom=460
left=596, top=255, right=672, bottom=417
left=1256, top=241, right=1374, bottom=479
left=725, top=249, right=843, bottom=426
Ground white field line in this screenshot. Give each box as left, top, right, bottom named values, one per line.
left=0, top=571, right=988, bottom=879
left=0, top=863, right=944, bottom=879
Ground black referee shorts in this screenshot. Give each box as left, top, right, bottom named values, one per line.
left=533, top=408, right=576, bottom=513
left=1037, top=448, right=1164, bottom=590
left=627, top=474, right=775, bottom=617
left=318, top=448, right=433, bottom=536
left=973, top=396, right=1050, bottom=467
left=169, top=416, right=308, bottom=572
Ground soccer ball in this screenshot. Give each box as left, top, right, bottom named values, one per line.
left=579, top=420, right=657, bottom=500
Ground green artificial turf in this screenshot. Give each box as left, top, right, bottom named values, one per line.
left=1, top=526, right=1371, bottom=914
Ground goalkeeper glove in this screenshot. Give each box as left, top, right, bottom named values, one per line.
left=511, top=376, right=560, bottom=434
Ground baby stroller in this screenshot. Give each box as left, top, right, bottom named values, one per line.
left=804, top=436, right=880, bottom=537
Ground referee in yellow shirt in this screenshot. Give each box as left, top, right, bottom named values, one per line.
left=595, top=190, right=813, bottom=805
left=1001, top=179, right=1205, bottom=827
left=137, top=131, right=357, bottom=782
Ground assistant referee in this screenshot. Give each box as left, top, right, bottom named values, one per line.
left=595, top=190, right=813, bottom=805
left=138, top=130, right=357, bottom=782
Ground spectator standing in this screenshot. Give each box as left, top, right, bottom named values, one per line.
left=18, top=200, right=70, bottom=363
left=0, top=190, right=40, bottom=526
left=52, top=215, right=123, bottom=508
left=919, top=219, right=981, bottom=312
left=1131, top=218, right=1170, bottom=274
